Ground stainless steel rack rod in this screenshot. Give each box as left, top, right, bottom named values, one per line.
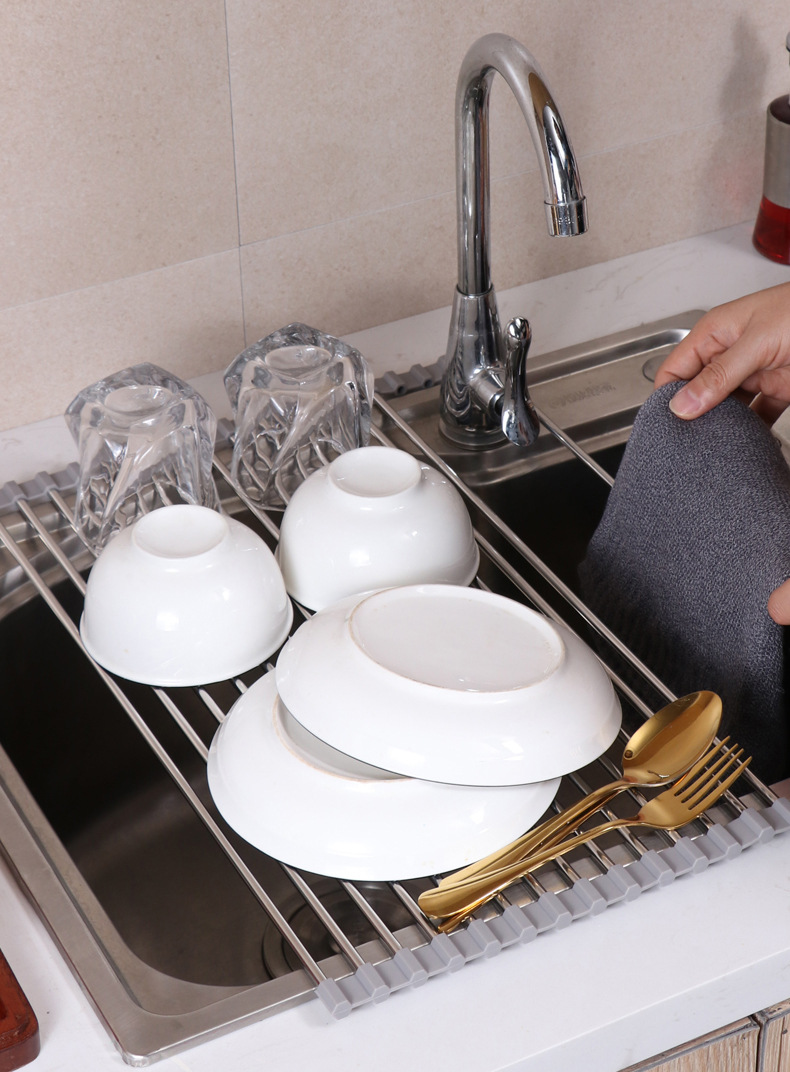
left=34, top=492, right=384, bottom=977
left=373, top=395, right=673, bottom=701
left=0, top=510, right=333, bottom=987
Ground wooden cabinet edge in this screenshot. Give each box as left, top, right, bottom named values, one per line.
left=620, top=1017, right=759, bottom=1072
left=756, top=1000, right=790, bottom=1071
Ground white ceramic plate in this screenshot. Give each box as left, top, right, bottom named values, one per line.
left=276, top=585, right=622, bottom=786
left=206, top=671, right=560, bottom=880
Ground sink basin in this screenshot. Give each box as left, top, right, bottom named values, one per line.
left=4, top=308, right=768, bottom=1067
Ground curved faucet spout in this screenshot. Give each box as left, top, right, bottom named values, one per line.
left=440, top=33, right=588, bottom=447
left=456, top=33, right=587, bottom=296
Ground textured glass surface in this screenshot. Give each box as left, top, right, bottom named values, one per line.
left=65, top=363, right=219, bottom=551
left=224, top=324, right=374, bottom=508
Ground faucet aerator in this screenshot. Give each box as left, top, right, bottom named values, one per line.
left=546, top=198, right=589, bottom=237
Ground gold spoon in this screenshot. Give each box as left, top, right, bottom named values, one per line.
left=437, top=690, right=722, bottom=889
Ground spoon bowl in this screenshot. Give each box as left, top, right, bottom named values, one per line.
left=620, top=691, right=723, bottom=784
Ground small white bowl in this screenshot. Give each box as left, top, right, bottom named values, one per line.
left=276, top=446, right=479, bottom=610
left=81, top=504, right=293, bottom=686
left=276, top=585, right=621, bottom=786
left=207, top=671, right=560, bottom=880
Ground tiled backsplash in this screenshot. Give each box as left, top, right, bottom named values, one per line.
left=2, top=0, right=788, bottom=431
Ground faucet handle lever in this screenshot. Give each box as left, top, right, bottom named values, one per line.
left=501, top=317, right=540, bottom=446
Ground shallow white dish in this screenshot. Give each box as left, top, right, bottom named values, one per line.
left=81, top=504, right=293, bottom=686
left=207, top=671, right=560, bottom=880
left=276, top=585, right=621, bottom=786
left=277, top=446, right=479, bottom=610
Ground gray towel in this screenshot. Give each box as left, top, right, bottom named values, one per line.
left=579, top=382, right=790, bottom=784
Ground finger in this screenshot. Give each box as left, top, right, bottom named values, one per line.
left=667, top=333, right=780, bottom=419
left=653, top=320, right=731, bottom=388
left=742, top=367, right=790, bottom=406
left=768, top=578, right=790, bottom=624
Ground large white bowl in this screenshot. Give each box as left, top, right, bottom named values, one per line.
left=276, top=585, right=621, bottom=786
left=81, top=504, right=293, bottom=686
left=207, top=671, right=560, bottom=880
left=277, top=446, right=479, bottom=610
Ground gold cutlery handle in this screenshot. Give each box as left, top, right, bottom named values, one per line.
left=420, top=816, right=631, bottom=920
left=438, top=779, right=628, bottom=888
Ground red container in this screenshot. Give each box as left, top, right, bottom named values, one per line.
left=753, top=193, right=790, bottom=264
left=753, top=43, right=790, bottom=265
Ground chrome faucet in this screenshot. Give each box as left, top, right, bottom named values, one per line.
left=439, top=33, right=588, bottom=447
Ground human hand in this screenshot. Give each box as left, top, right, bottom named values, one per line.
left=768, top=578, right=790, bottom=624
left=653, top=282, right=790, bottom=423
left=654, top=285, right=790, bottom=623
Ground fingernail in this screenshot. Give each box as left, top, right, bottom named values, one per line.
left=668, top=387, right=702, bottom=418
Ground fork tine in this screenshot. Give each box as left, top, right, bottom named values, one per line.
left=688, top=757, right=751, bottom=814
left=673, top=737, right=729, bottom=787
left=681, top=745, right=744, bottom=808
left=673, top=741, right=741, bottom=803
left=668, top=741, right=728, bottom=801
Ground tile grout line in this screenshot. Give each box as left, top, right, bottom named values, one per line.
left=222, top=0, right=248, bottom=349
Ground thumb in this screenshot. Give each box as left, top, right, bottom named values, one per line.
left=768, top=578, right=790, bottom=624
left=668, top=360, right=740, bottom=419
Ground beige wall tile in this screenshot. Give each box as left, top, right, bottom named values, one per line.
left=0, top=252, right=244, bottom=431
left=0, top=1, right=239, bottom=309
left=481, top=0, right=789, bottom=158
left=225, top=0, right=464, bottom=242
left=239, top=193, right=456, bottom=344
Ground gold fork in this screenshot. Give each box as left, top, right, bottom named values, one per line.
left=419, top=739, right=749, bottom=927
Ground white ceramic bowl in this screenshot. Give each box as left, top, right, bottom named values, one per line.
left=276, top=585, right=621, bottom=786
left=207, top=671, right=560, bottom=880
left=276, top=446, right=479, bottom=610
left=81, top=504, right=293, bottom=686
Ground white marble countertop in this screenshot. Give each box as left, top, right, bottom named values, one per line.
left=3, top=220, right=790, bottom=1072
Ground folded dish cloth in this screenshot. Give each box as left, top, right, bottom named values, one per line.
left=579, top=382, right=790, bottom=785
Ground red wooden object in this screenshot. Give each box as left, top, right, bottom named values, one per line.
left=0, top=951, right=39, bottom=1071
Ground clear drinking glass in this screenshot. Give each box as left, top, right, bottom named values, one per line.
left=224, top=323, right=374, bottom=509
left=65, top=363, right=219, bottom=551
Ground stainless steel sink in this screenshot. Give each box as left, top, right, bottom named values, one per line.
left=0, top=309, right=776, bottom=1066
